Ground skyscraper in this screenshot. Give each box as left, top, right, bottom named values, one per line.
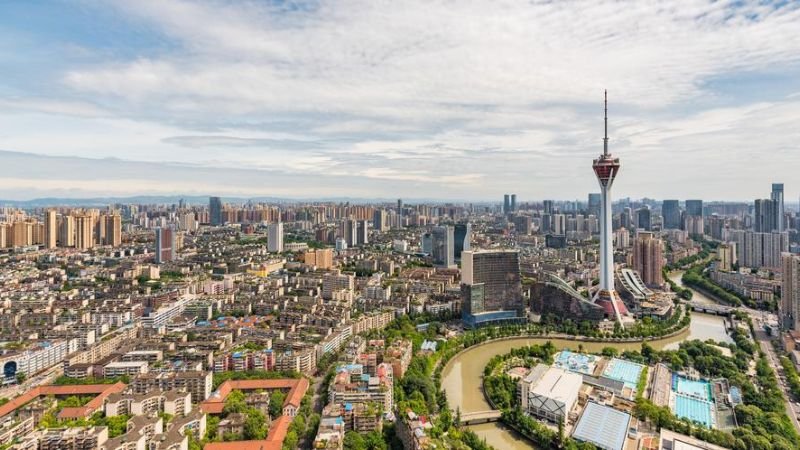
left=662, top=200, right=680, bottom=230
left=397, top=199, right=403, bottom=226
left=771, top=183, right=785, bottom=232
left=636, top=206, right=652, bottom=231
left=59, top=214, right=75, bottom=247
left=155, top=227, right=176, bottom=264
left=782, top=253, right=800, bottom=330
left=633, top=231, right=664, bottom=288
left=268, top=222, right=284, bottom=252
left=510, top=194, right=517, bottom=212
left=461, top=250, right=524, bottom=327
left=356, top=220, right=369, bottom=246
left=543, top=200, right=554, bottom=215
left=104, top=213, right=122, bottom=247
left=453, top=223, right=472, bottom=259
left=587, top=193, right=602, bottom=218
left=373, top=209, right=388, bottom=231
left=591, top=91, right=628, bottom=328
left=685, top=200, right=703, bottom=217
left=431, top=225, right=455, bottom=268
left=209, top=196, right=223, bottom=226
left=44, top=210, right=57, bottom=249
left=75, top=214, right=94, bottom=251
left=503, top=194, right=511, bottom=214
left=343, top=219, right=358, bottom=247
left=754, top=198, right=776, bottom=232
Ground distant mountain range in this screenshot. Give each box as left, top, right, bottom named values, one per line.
left=0, top=195, right=468, bottom=208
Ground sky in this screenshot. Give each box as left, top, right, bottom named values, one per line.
left=1, top=0, right=799, bottom=202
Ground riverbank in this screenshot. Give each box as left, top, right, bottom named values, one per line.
left=442, top=280, right=734, bottom=450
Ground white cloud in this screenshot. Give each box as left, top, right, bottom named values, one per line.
left=1, top=0, right=800, bottom=200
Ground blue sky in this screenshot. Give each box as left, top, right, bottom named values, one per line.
left=0, top=0, right=799, bottom=201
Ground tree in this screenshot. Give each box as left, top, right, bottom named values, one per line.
left=15, top=372, right=26, bottom=384
left=278, top=430, right=298, bottom=450
left=243, top=408, right=268, bottom=440
left=206, top=416, right=220, bottom=440
left=343, top=431, right=367, bottom=450
left=269, top=390, right=286, bottom=418
left=104, top=415, right=130, bottom=437
left=223, top=390, right=246, bottom=415
left=601, top=347, right=619, bottom=357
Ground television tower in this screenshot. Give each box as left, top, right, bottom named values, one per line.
left=592, top=91, right=628, bottom=328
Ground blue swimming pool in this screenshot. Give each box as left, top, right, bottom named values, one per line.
left=675, top=377, right=711, bottom=401
left=554, top=350, right=596, bottom=375
left=602, top=358, right=644, bottom=389
left=674, top=394, right=714, bottom=428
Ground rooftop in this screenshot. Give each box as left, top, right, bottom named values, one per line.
left=572, top=402, right=631, bottom=450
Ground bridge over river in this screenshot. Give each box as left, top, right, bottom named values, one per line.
left=686, top=301, right=735, bottom=316
left=459, top=410, right=502, bottom=425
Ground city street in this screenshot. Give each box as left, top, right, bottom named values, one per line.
left=751, top=316, right=800, bottom=433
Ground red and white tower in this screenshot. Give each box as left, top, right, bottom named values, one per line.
left=592, top=91, right=628, bottom=328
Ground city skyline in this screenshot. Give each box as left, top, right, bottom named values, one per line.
left=1, top=1, right=800, bottom=200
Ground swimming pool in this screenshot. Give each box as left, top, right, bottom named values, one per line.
left=674, top=376, right=712, bottom=401
left=602, top=358, right=644, bottom=389
left=553, top=350, right=596, bottom=375
left=674, top=394, right=714, bottom=428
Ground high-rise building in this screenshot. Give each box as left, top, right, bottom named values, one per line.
left=95, top=213, right=106, bottom=245
left=591, top=91, right=628, bottom=327
left=420, top=232, right=432, bottom=254
left=431, top=225, right=454, bottom=268
left=685, top=215, right=704, bottom=236
left=373, top=209, right=388, bottom=232
left=754, top=198, right=776, bottom=232
left=44, top=210, right=57, bottom=249
left=461, top=250, right=524, bottom=327
left=510, top=194, right=517, bottom=212
left=75, top=215, right=94, bottom=251
left=730, top=230, right=788, bottom=269
left=772, top=183, right=785, bottom=232
left=587, top=193, right=602, bottom=218
left=543, top=200, right=554, bottom=215
left=155, top=227, right=176, bottom=264
left=356, top=220, right=369, bottom=246
left=59, top=215, right=75, bottom=247
left=614, top=228, right=631, bottom=249
left=781, top=253, right=800, bottom=330
left=342, top=219, right=358, bottom=247
left=718, top=242, right=736, bottom=272
left=268, top=222, right=284, bottom=252
left=620, top=207, right=633, bottom=230
left=552, top=214, right=566, bottom=235
left=453, top=223, right=471, bottom=260
left=503, top=195, right=511, bottom=214
left=513, top=215, right=532, bottom=235
left=636, top=207, right=651, bottom=231
left=209, top=196, right=223, bottom=226
left=303, top=248, right=334, bottom=269
left=662, top=200, right=680, bottom=230
left=10, top=221, right=33, bottom=247
left=633, top=231, right=664, bottom=288
left=685, top=200, right=703, bottom=217
left=540, top=213, right=552, bottom=233
left=104, top=213, right=122, bottom=247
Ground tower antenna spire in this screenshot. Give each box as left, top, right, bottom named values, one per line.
left=603, top=89, right=609, bottom=156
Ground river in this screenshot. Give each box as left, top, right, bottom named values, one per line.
left=440, top=271, right=733, bottom=450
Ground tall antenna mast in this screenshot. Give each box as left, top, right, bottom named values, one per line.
left=603, top=90, right=609, bottom=156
